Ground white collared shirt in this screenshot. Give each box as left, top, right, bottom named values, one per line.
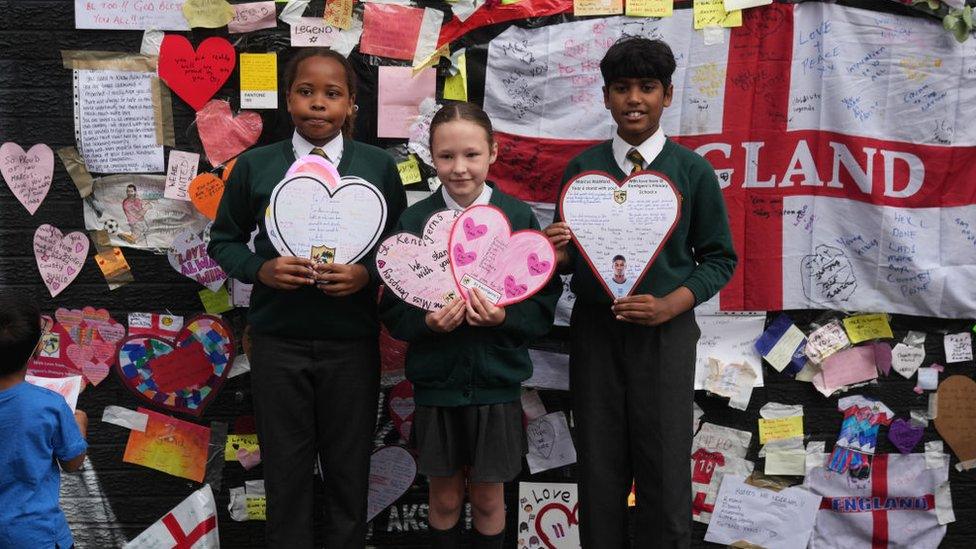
left=292, top=130, right=343, bottom=164
left=611, top=126, right=665, bottom=174
left=442, top=184, right=493, bottom=211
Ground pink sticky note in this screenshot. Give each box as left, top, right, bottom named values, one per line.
left=821, top=346, right=878, bottom=390
left=34, top=224, right=89, bottom=298
left=377, top=67, right=435, bottom=139
left=1, top=142, right=54, bottom=215
left=360, top=3, right=424, bottom=61
left=228, top=1, right=277, bottom=33
left=872, top=341, right=892, bottom=376
left=377, top=209, right=460, bottom=311
left=448, top=205, right=556, bottom=307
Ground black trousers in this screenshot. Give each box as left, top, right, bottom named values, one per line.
left=250, top=334, right=380, bottom=549
left=570, top=304, right=699, bottom=549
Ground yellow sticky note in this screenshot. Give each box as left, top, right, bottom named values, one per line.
left=246, top=496, right=267, bottom=520
left=626, top=0, right=673, bottom=17
left=199, top=286, right=233, bottom=314
left=182, top=0, right=235, bottom=28
left=397, top=156, right=422, bottom=185
left=324, top=0, right=353, bottom=30
left=758, top=415, right=803, bottom=444
left=225, top=434, right=260, bottom=461
left=693, top=0, right=741, bottom=29
left=574, top=0, right=624, bottom=16
left=842, top=313, right=894, bottom=344
left=443, top=52, right=468, bottom=102
left=240, top=53, right=278, bottom=109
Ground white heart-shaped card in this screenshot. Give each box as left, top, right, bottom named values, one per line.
left=267, top=173, right=387, bottom=264
left=560, top=171, right=681, bottom=299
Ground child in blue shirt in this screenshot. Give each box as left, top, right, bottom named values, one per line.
left=0, top=292, right=88, bottom=549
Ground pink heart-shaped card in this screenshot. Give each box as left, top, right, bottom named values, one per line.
left=0, top=142, right=53, bottom=215
left=447, top=205, right=555, bottom=307
left=376, top=209, right=460, bottom=311
left=34, top=224, right=88, bottom=298
left=559, top=171, right=681, bottom=299
left=54, top=306, right=124, bottom=386
left=116, top=314, right=235, bottom=417
left=195, top=99, right=263, bottom=167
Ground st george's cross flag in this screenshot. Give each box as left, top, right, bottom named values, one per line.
left=125, top=485, right=219, bottom=549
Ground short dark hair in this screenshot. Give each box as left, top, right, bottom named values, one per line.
left=613, top=255, right=625, bottom=262
left=283, top=47, right=358, bottom=137
left=600, top=37, right=676, bottom=90
left=0, top=292, right=41, bottom=375
left=428, top=101, right=495, bottom=150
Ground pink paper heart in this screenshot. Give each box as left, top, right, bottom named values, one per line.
left=34, top=225, right=88, bottom=298
left=375, top=210, right=461, bottom=312
left=82, top=362, right=111, bottom=387
left=55, top=308, right=84, bottom=341
left=196, top=99, right=262, bottom=166
left=0, top=142, right=54, bottom=215
left=448, top=205, right=556, bottom=307
left=91, top=339, right=116, bottom=363
left=65, top=344, right=94, bottom=368
left=56, top=307, right=124, bottom=386
left=95, top=322, right=126, bottom=344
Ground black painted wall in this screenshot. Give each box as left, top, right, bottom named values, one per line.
left=1, top=1, right=974, bottom=547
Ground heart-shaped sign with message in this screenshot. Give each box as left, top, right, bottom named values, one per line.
left=934, top=375, right=976, bottom=467
left=55, top=307, right=125, bottom=386
left=366, top=445, right=417, bottom=521
left=535, top=502, right=580, bottom=549
left=34, top=224, right=89, bottom=298
left=168, top=229, right=227, bottom=291
left=388, top=380, right=415, bottom=442
left=158, top=35, right=235, bottom=111
left=888, top=418, right=924, bottom=454
left=447, top=205, right=556, bottom=307
left=116, top=315, right=235, bottom=417
left=196, top=100, right=263, bottom=167
left=891, top=343, right=925, bottom=378
left=1, top=142, right=53, bottom=215
left=188, top=173, right=225, bottom=220
left=376, top=209, right=460, bottom=311
left=267, top=173, right=387, bottom=264
left=527, top=416, right=557, bottom=459
left=560, top=171, right=681, bottom=299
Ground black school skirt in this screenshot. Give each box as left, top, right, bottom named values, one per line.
left=413, top=401, right=526, bottom=483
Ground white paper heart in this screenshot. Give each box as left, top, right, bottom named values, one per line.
left=1, top=142, right=54, bottom=215
left=376, top=209, right=460, bottom=311
left=366, top=445, right=416, bottom=521
left=892, top=343, right=925, bottom=378
left=168, top=228, right=227, bottom=292
left=560, top=171, right=681, bottom=299
left=34, top=224, right=89, bottom=297
left=267, top=173, right=387, bottom=264
left=527, top=417, right=557, bottom=459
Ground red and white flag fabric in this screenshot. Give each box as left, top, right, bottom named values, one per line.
left=124, top=485, right=219, bottom=549
left=483, top=3, right=976, bottom=317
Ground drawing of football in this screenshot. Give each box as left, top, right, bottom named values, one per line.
left=102, top=218, right=120, bottom=235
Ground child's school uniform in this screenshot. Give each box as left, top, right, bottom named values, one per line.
left=556, top=128, right=737, bottom=547
left=208, top=132, right=406, bottom=549
left=0, top=382, right=87, bottom=549
left=380, top=184, right=560, bottom=482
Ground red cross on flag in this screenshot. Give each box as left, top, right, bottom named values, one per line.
left=124, top=485, right=219, bottom=549
left=483, top=3, right=976, bottom=317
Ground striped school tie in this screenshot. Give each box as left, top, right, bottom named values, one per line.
left=310, top=147, right=330, bottom=162
left=626, top=148, right=645, bottom=175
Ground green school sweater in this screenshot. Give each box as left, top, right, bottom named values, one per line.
left=557, top=138, right=737, bottom=306
left=380, top=187, right=561, bottom=406
left=208, top=139, right=407, bottom=340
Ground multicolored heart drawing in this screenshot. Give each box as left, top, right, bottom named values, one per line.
left=167, top=229, right=227, bottom=291
left=158, top=35, right=236, bottom=111
left=447, top=205, right=556, bottom=307
left=376, top=209, right=460, bottom=311
left=116, top=315, right=235, bottom=417
left=0, top=142, right=54, bottom=215
left=195, top=99, right=263, bottom=167
left=560, top=171, right=681, bottom=299
left=34, top=224, right=89, bottom=298
left=55, top=307, right=125, bottom=386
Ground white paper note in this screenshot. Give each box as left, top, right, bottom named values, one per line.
left=705, top=476, right=821, bottom=548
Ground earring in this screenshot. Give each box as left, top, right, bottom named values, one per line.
left=353, top=105, right=359, bottom=112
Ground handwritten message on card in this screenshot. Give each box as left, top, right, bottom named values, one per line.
left=168, top=229, right=227, bottom=291
left=34, top=225, right=89, bottom=298
left=377, top=210, right=460, bottom=311
left=360, top=3, right=423, bottom=61
left=843, top=313, right=893, bottom=343
left=560, top=172, right=681, bottom=299
left=1, top=143, right=54, bottom=215
left=240, top=53, right=278, bottom=109
left=944, top=332, right=973, bottom=363
left=158, top=35, right=236, bottom=112
left=366, top=446, right=417, bottom=521
left=75, top=0, right=190, bottom=30
left=229, top=1, right=278, bottom=33
left=705, top=476, right=821, bottom=548
left=164, top=150, right=200, bottom=201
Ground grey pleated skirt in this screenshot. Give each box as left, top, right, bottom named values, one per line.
left=413, top=401, right=527, bottom=483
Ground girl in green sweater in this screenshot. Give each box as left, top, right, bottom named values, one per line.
left=381, top=103, right=560, bottom=548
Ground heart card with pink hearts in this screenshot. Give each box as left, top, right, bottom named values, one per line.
left=266, top=172, right=388, bottom=265
left=376, top=209, right=461, bottom=311
left=559, top=171, right=682, bottom=299
left=517, top=482, right=580, bottom=549
left=448, top=205, right=556, bottom=307
left=116, top=314, right=235, bottom=417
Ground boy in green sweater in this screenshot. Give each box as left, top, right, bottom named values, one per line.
left=546, top=38, right=737, bottom=547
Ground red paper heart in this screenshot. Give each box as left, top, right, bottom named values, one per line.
left=196, top=100, right=263, bottom=166
left=158, top=35, right=235, bottom=111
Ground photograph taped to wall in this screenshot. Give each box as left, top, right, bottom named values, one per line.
left=83, top=174, right=210, bottom=250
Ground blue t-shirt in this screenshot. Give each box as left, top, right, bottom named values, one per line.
left=0, top=382, right=87, bottom=549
